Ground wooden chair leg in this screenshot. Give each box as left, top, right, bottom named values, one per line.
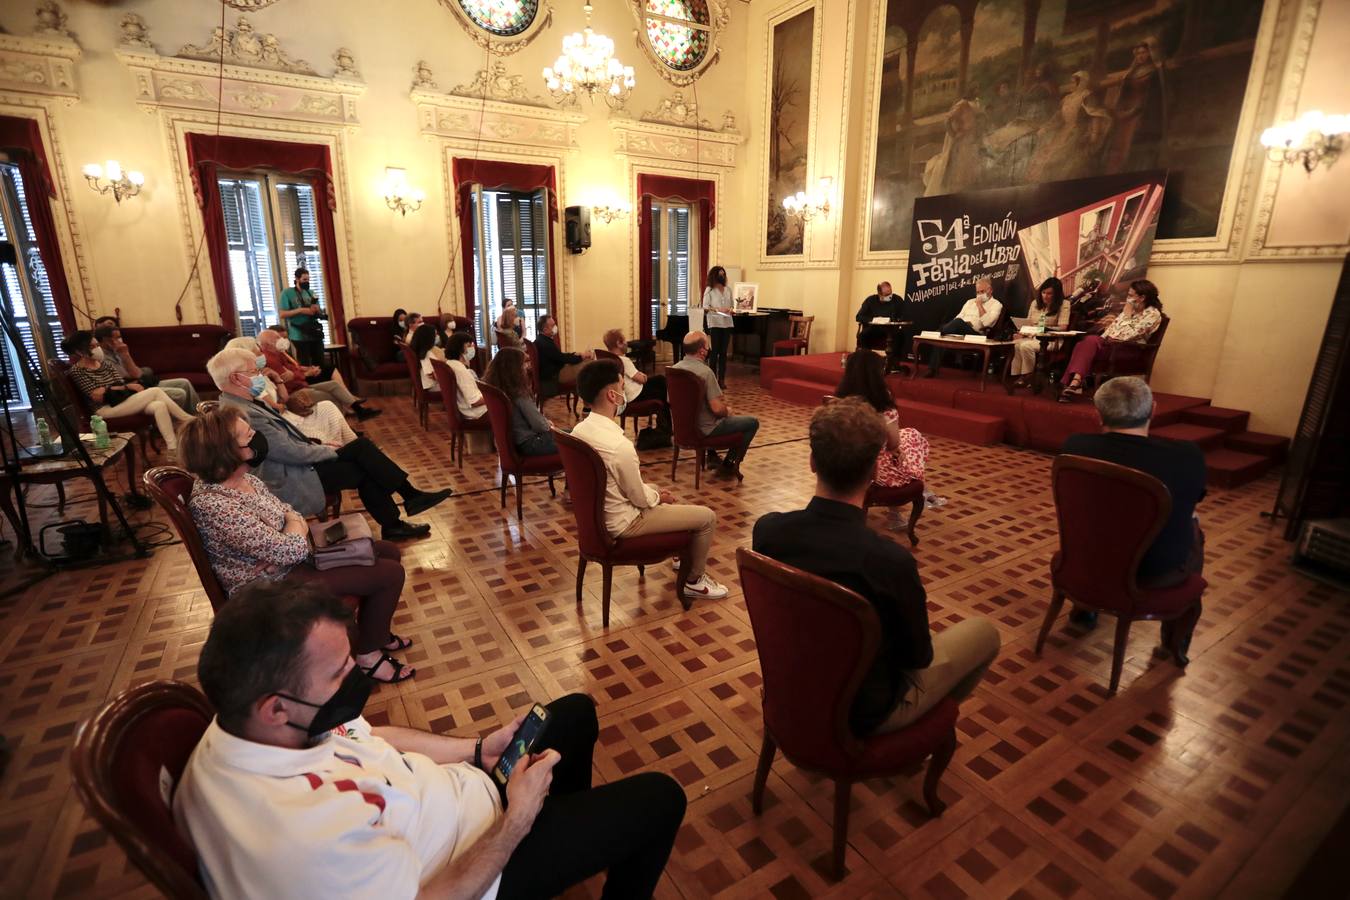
left=515, top=478, right=524, bottom=521
left=55, top=481, right=66, bottom=509
left=548, top=473, right=556, bottom=497
left=924, top=727, right=957, bottom=816
left=671, top=445, right=680, bottom=480
left=832, top=779, right=852, bottom=880
left=676, top=555, right=692, bottom=611
left=751, top=732, right=776, bottom=814
left=499, top=473, right=508, bottom=509
left=1035, top=590, right=1067, bottom=655
left=601, top=563, right=613, bottom=628
left=907, top=494, right=924, bottom=546
left=1108, top=615, right=1132, bottom=694
left=637, top=564, right=645, bottom=578
left=694, top=448, right=702, bottom=490
left=575, top=557, right=587, bottom=605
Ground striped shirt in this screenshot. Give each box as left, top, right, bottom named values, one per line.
left=68, top=360, right=126, bottom=405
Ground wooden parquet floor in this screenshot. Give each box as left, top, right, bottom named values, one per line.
left=0, top=369, right=1346, bottom=899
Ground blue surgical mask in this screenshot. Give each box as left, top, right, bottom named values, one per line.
left=463, top=346, right=476, bottom=362
left=248, top=374, right=268, bottom=398
left=255, top=355, right=266, bottom=370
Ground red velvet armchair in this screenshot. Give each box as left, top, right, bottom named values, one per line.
left=400, top=345, right=441, bottom=430
left=1035, top=454, right=1206, bottom=694
left=553, top=428, right=694, bottom=627
left=50, top=359, right=157, bottom=460
left=666, top=367, right=745, bottom=489
left=71, top=681, right=213, bottom=899
left=737, top=548, right=958, bottom=879
left=429, top=357, right=490, bottom=468
left=117, top=324, right=232, bottom=395
left=1090, top=313, right=1170, bottom=384
left=480, top=382, right=562, bottom=522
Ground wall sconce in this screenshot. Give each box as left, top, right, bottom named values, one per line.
left=382, top=167, right=425, bottom=216
left=82, top=160, right=144, bottom=203
left=782, top=176, right=833, bottom=222
left=1261, top=111, right=1349, bottom=174
left=590, top=200, right=631, bottom=224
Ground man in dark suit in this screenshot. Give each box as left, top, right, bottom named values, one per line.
left=854, top=281, right=911, bottom=361
left=1061, top=376, right=1207, bottom=660
left=535, top=314, right=593, bottom=399
left=753, top=398, right=999, bottom=735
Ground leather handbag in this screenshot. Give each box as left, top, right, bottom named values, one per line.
left=308, top=513, right=376, bottom=570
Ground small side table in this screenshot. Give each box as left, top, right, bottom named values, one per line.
left=910, top=336, right=1017, bottom=392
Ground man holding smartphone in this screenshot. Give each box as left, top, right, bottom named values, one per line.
left=279, top=266, right=326, bottom=367
left=175, top=579, right=687, bottom=899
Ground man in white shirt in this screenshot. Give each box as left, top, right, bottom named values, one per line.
left=570, top=359, right=729, bottom=601
left=174, top=579, right=686, bottom=900
left=602, top=327, right=667, bottom=410
left=925, top=276, right=1004, bottom=377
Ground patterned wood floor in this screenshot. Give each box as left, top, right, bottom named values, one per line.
left=0, top=370, right=1346, bottom=899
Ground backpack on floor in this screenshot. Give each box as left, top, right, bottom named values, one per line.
left=635, top=425, right=672, bottom=450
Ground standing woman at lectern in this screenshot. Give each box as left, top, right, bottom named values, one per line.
left=702, top=265, right=734, bottom=386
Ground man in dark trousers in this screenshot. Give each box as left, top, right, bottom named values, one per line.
left=1061, top=376, right=1207, bottom=662
left=753, top=398, right=999, bottom=735
left=535, top=314, right=593, bottom=399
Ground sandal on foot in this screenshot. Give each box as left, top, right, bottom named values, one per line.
left=383, top=634, right=413, bottom=652
left=360, top=653, right=416, bottom=684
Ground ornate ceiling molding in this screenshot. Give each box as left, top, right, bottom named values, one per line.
left=0, top=4, right=80, bottom=105
left=115, top=17, right=365, bottom=128
left=609, top=115, right=742, bottom=169
left=451, top=60, right=547, bottom=108
left=413, top=88, right=586, bottom=151
left=639, top=90, right=737, bottom=132
left=627, top=0, right=730, bottom=87
left=221, top=0, right=284, bottom=10
left=437, top=0, right=554, bottom=56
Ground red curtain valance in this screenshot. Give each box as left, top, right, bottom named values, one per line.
left=451, top=157, right=560, bottom=330
left=185, top=133, right=345, bottom=336
left=636, top=174, right=715, bottom=340
left=0, top=115, right=75, bottom=334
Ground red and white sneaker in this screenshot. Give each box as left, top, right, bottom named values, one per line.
left=682, top=573, right=729, bottom=600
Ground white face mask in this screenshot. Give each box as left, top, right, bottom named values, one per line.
left=277, top=338, right=291, bottom=352
left=90, top=345, right=106, bottom=362
left=610, top=388, right=626, bottom=416
left=463, top=346, right=476, bottom=362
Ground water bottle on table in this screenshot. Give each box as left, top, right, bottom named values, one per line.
left=91, top=414, right=110, bottom=449
left=37, top=418, right=54, bottom=452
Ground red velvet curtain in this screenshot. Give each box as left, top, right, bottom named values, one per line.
left=451, top=158, right=559, bottom=335
left=0, top=115, right=76, bottom=333
left=635, top=174, right=714, bottom=341
left=185, top=134, right=346, bottom=337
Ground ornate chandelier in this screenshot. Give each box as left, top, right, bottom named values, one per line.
left=542, top=3, right=635, bottom=109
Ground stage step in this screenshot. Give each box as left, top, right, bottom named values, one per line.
left=1204, top=448, right=1273, bottom=489
left=1152, top=423, right=1228, bottom=451
left=896, top=400, right=1004, bottom=445
left=770, top=377, right=834, bottom=407
left=1225, top=430, right=1289, bottom=461
left=1181, top=405, right=1250, bottom=434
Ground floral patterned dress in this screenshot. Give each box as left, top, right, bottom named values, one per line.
left=188, top=474, right=311, bottom=595
left=874, top=407, right=930, bottom=488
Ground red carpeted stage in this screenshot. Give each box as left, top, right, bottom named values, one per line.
left=759, top=353, right=1288, bottom=488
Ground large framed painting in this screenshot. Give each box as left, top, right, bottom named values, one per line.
left=864, top=0, right=1268, bottom=256
left=765, top=5, right=816, bottom=257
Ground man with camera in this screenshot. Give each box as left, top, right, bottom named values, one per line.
left=279, top=266, right=326, bottom=367
left=174, top=579, right=687, bottom=899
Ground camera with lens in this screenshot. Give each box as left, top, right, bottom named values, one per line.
left=312, top=310, right=328, bottom=321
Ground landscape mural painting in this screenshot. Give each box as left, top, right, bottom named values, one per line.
left=766, top=7, right=815, bottom=256
left=867, top=0, right=1266, bottom=253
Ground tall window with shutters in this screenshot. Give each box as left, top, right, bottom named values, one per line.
left=0, top=161, right=64, bottom=409
left=647, top=200, right=698, bottom=338
left=470, top=187, right=550, bottom=346
left=216, top=171, right=332, bottom=342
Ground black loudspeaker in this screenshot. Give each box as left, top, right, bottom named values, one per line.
left=565, top=205, right=591, bottom=254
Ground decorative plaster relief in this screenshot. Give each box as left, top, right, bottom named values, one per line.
left=178, top=16, right=315, bottom=76
left=414, top=89, right=586, bottom=150
left=452, top=61, right=547, bottom=107
left=0, top=33, right=80, bottom=103
left=610, top=116, right=742, bottom=169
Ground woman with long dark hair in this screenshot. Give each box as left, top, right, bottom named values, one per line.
left=409, top=322, right=440, bottom=392
left=483, top=346, right=557, bottom=456
left=835, top=351, right=929, bottom=489
left=702, top=265, right=734, bottom=385
left=390, top=308, right=409, bottom=345
left=1059, top=279, right=1164, bottom=402
left=1011, top=277, right=1070, bottom=388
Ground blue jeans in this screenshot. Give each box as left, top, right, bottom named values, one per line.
left=708, top=415, right=759, bottom=463
left=927, top=318, right=980, bottom=371
left=518, top=430, right=558, bottom=457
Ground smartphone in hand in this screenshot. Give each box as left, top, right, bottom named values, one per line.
left=491, top=703, right=551, bottom=789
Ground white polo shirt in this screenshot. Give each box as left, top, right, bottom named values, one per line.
left=619, top=355, right=643, bottom=404
left=570, top=412, right=659, bottom=536
left=174, top=716, right=502, bottom=899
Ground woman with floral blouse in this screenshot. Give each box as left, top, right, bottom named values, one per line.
left=180, top=407, right=414, bottom=683
left=1059, top=280, right=1165, bottom=402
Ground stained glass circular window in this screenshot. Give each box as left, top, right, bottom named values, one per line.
left=645, top=0, right=712, bottom=72
left=458, top=0, right=539, bottom=37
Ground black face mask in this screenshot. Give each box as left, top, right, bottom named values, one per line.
left=245, top=431, right=269, bottom=467
left=277, top=668, right=373, bottom=738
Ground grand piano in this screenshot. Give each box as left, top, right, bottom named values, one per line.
left=655, top=306, right=801, bottom=365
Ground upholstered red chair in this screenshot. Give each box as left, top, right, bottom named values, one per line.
left=771, top=314, right=815, bottom=356
left=71, top=681, right=212, bottom=899
left=737, top=548, right=957, bottom=879
left=346, top=317, right=411, bottom=389
left=480, top=382, right=562, bottom=522
left=429, top=357, right=491, bottom=468
left=553, top=428, right=694, bottom=627
left=594, top=348, right=663, bottom=437
left=116, top=325, right=232, bottom=396
left=400, top=345, right=441, bottom=430
left=524, top=338, right=578, bottom=418
left=1090, top=313, right=1170, bottom=384
left=50, top=358, right=157, bottom=460
left=1035, top=454, right=1206, bottom=694
left=666, top=367, right=745, bottom=489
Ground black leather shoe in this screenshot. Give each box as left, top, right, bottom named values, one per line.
left=704, top=449, right=723, bottom=468
left=404, top=488, right=453, bottom=517
left=1068, top=607, right=1099, bottom=629
left=383, top=520, right=431, bottom=541
left=353, top=405, right=383, bottom=421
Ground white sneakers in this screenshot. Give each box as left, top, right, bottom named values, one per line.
left=682, top=573, right=729, bottom=600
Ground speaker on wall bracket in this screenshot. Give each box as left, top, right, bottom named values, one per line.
left=565, top=205, right=591, bottom=254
